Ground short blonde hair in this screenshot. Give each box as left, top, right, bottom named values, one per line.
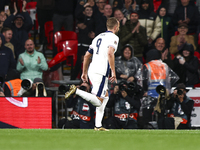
left=106, top=17, right=118, bottom=30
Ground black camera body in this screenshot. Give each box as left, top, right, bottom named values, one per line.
left=59, top=84, right=70, bottom=94
left=177, top=89, right=183, bottom=95
left=118, top=81, right=143, bottom=97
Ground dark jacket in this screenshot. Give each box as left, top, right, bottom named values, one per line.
left=36, top=0, right=55, bottom=10
left=120, top=20, right=147, bottom=57
left=94, top=11, right=107, bottom=36
left=75, top=5, right=95, bottom=45
left=3, top=11, right=33, bottom=60
left=157, top=5, right=173, bottom=48
left=54, top=0, right=77, bottom=15
left=0, top=34, right=16, bottom=77
left=67, top=95, right=95, bottom=129
left=173, top=43, right=200, bottom=86
left=166, top=94, right=194, bottom=128
left=161, top=0, right=181, bottom=17
left=107, top=92, right=141, bottom=118
left=172, top=2, right=199, bottom=34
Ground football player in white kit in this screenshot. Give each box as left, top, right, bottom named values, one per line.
left=65, top=17, right=119, bottom=131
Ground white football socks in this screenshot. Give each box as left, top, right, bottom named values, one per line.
left=95, top=96, right=109, bottom=128
left=75, top=88, right=102, bottom=107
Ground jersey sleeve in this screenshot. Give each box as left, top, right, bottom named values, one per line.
left=108, top=35, right=119, bottom=53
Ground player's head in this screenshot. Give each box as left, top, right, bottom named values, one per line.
left=106, top=17, right=119, bottom=34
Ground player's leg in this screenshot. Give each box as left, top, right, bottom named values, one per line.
left=65, top=73, right=105, bottom=107
left=65, top=85, right=102, bottom=107
left=95, top=91, right=109, bottom=128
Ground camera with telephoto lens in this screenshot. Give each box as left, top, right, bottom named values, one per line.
left=37, top=83, right=44, bottom=91
left=59, top=84, right=70, bottom=94
left=21, top=79, right=33, bottom=90
left=17, top=79, right=33, bottom=96
left=0, top=76, right=4, bottom=93
left=156, top=85, right=166, bottom=96
left=118, top=81, right=143, bottom=97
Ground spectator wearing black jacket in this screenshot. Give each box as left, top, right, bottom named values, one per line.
left=36, top=0, right=54, bottom=45
left=0, top=34, right=16, bottom=78
left=3, top=1, right=33, bottom=60
left=94, top=4, right=113, bottom=36
left=72, top=5, right=95, bottom=80
left=173, top=43, right=200, bottom=87
left=172, top=0, right=199, bottom=34
left=52, top=0, right=77, bottom=56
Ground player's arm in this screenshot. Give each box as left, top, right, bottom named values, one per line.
left=81, top=51, right=92, bottom=82
left=108, top=46, right=117, bottom=83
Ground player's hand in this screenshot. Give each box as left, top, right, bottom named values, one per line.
left=19, top=58, right=24, bottom=66
left=81, top=73, right=88, bottom=83
left=37, top=56, right=41, bottom=64
left=109, top=75, right=117, bottom=83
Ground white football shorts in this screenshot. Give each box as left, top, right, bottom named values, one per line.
left=88, top=72, right=108, bottom=98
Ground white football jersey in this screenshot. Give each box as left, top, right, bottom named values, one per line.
left=88, top=31, right=119, bottom=77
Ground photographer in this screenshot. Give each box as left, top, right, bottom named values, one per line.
left=104, top=81, right=143, bottom=129
left=19, top=78, right=47, bottom=97
left=157, top=83, right=194, bottom=129
left=58, top=81, right=95, bottom=129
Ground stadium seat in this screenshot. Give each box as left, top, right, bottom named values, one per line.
left=48, top=31, right=78, bottom=79
left=26, top=1, right=37, bottom=10
left=44, top=21, right=54, bottom=50
left=54, top=31, right=77, bottom=52
left=153, top=0, right=162, bottom=13
left=48, top=40, right=78, bottom=68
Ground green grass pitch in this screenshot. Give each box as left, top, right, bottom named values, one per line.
left=0, top=129, right=199, bottom=150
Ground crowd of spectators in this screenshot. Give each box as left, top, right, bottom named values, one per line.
left=0, top=0, right=198, bottom=129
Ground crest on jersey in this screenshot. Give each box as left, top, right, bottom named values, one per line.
left=114, top=41, right=117, bottom=45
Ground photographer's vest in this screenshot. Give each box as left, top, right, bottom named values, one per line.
left=71, top=97, right=95, bottom=122
left=114, top=97, right=138, bottom=121
left=5, top=79, right=22, bottom=96
left=145, top=60, right=168, bottom=98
